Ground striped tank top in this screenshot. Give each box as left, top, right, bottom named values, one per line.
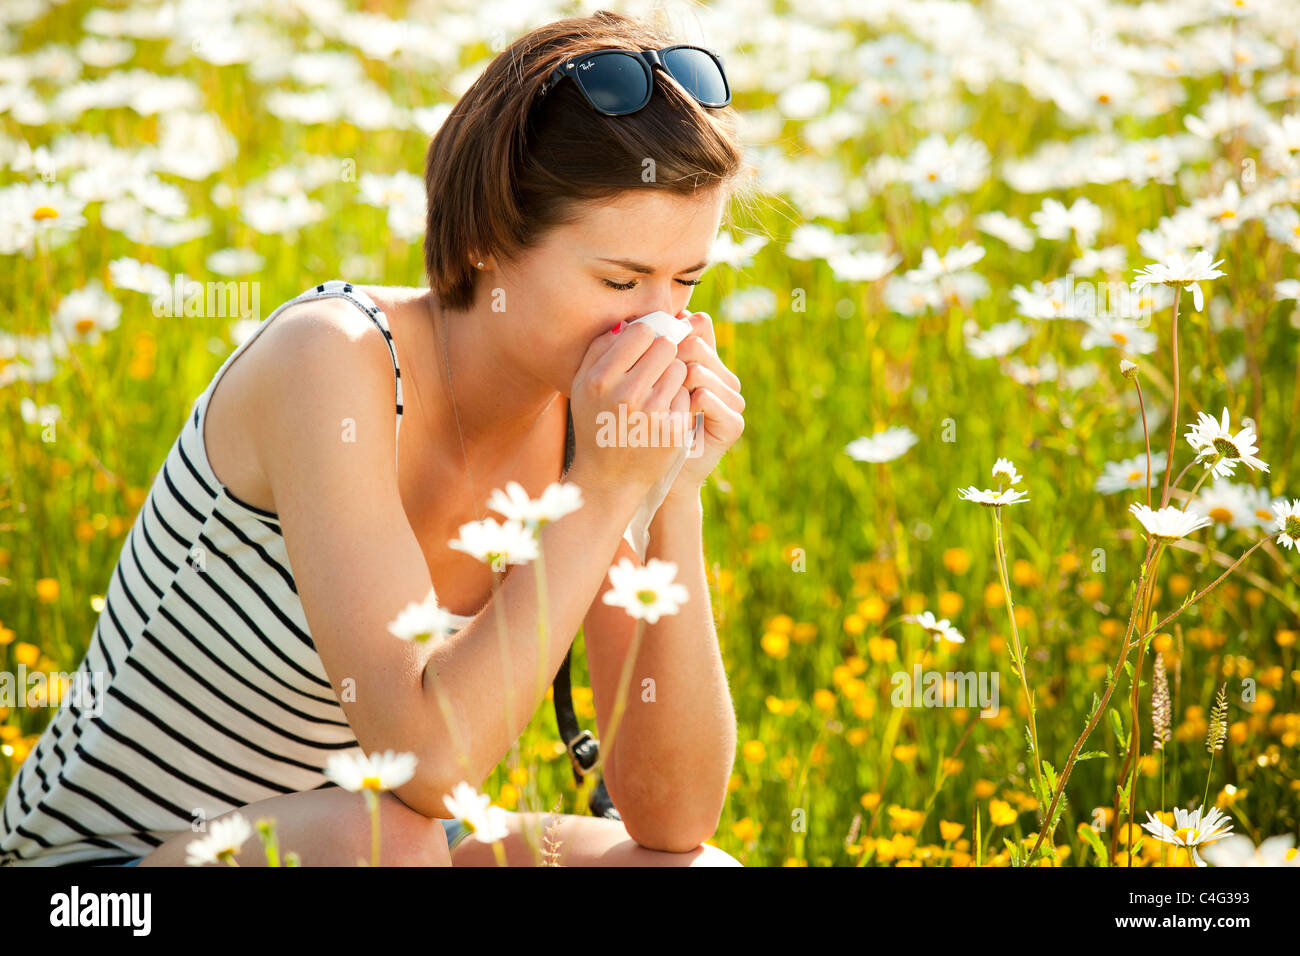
left=0, top=280, right=487, bottom=865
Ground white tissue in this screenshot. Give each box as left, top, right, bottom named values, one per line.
left=620, top=311, right=701, bottom=559
left=625, top=310, right=693, bottom=345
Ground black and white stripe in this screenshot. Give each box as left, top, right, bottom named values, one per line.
left=0, top=281, right=473, bottom=866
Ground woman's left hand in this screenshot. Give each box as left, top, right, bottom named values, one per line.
left=664, top=309, right=745, bottom=501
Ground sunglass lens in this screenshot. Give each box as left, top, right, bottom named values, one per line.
left=575, top=52, right=649, bottom=114
left=662, top=48, right=729, bottom=107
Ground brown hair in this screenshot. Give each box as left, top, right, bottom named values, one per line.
left=423, top=9, right=749, bottom=312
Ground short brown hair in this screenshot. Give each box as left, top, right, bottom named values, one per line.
left=423, top=9, right=749, bottom=311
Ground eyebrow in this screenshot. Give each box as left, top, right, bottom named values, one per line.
left=594, top=257, right=711, bottom=275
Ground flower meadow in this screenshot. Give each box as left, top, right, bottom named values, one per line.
left=4, top=0, right=1300, bottom=867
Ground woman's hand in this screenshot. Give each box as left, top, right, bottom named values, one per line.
left=568, top=320, right=695, bottom=502
left=663, top=309, right=745, bottom=501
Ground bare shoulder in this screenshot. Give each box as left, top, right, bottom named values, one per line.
left=205, top=293, right=400, bottom=512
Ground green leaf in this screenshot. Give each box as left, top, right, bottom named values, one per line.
left=1109, top=708, right=1127, bottom=748
left=1078, top=824, right=1109, bottom=867
left=1076, top=750, right=1109, bottom=761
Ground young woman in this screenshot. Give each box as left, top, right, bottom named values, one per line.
left=0, top=11, right=748, bottom=867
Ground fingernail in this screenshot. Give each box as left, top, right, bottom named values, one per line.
left=610, top=320, right=624, bottom=335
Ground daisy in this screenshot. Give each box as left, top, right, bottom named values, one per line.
left=905, top=242, right=985, bottom=283
left=1184, top=408, right=1269, bottom=478
left=1093, top=452, right=1167, bottom=495
left=185, top=813, right=252, bottom=866
left=958, top=486, right=1030, bottom=507
left=1273, top=499, right=1300, bottom=550
left=991, top=458, right=1022, bottom=486
left=1194, top=479, right=1251, bottom=538
left=905, top=610, right=965, bottom=644
left=1131, top=250, right=1226, bottom=312
left=1141, top=805, right=1235, bottom=867
left=1011, top=278, right=1088, bottom=321
left=324, top=750, right=418, bottom=792
left=1080, top=314, right=1158, bottom=354
left=443, top=781, right=510, bottom=844
left=387, top=587, right=460, bottom=643
left=1200, top=833, right=1300, bottom=867
left=108, top=256, right=170, bottom=295
left=827, top=250, right=901, bottom=283
left=448, top=517, right=538, bottom=571
left=1129, top=503, right=1212, bottom=541
left=1275, top=279, right=1300, bottom=302
left=975, top=211, right=1035, bottom=252
left=486, top=480, right=584, bottom=529
left=52, top=280, right=122, bottom=346
left=965, top=319, right=1032, bottom=359
left=1031, top=197, right=1102, bottom=248
left=601, top=557, right=689, bottom=624
left=1237, top=485, right=1286, bottom=531
left=845, top=426, right=918, bottom=463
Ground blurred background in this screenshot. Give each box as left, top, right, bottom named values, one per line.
left=3, top=0, right=1300, bottom=865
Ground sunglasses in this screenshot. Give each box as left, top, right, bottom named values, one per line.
left=537, top=45, right=731, bottom=116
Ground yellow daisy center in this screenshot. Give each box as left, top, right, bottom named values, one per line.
left=33, top=206, right=60, bottom=220
left=1212, top=437, right=1240, bottom=459
left=636, top=588, right=657, bottom=605
left=361, top=774, right=382, bottom=789
left=1175, top=826, right=1199, bottom=844
left=75, top=318, right=97, bottom=334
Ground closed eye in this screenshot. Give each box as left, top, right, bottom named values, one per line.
left=602, top=277, right=703, bottom=291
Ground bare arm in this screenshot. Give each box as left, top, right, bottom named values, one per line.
left=583, top=490, right=736, bottom=851
left=413, top=457, right=644, bottom=814
left=253, top=308, right=684, bottom=819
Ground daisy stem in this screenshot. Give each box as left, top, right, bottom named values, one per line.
left=1110, top=541, right=1166, bottom=862
left=1136, top=535, right=1272, bottom=643
left=364, top=788, right=380, bottom=868
left=1167, top=457, right=1199, bottom=497
left=593, top=617, right=646, bottom=779
left=426, top=666, right=474, bottom=785
left=991, top=506, right=1047, bottom=835
left=490, top=568, right=517, bottom=738
left=534, top=536, right=550, bottom=713
left=492, top=840, right=508, bottom=867
left=1180, top=469, right=1212, bottom=511
left=1135, top=377, right=1152, bottom=510
left=1031, top=536, right=1159, bottom=858
left=1202, top=754, right=1215, bottom=815
left=1159, top=286, right=1183, bottom=509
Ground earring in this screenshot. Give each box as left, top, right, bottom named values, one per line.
left=476, top=261, right=484, bottom=269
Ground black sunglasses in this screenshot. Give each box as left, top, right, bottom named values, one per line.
left=537, top=45, right=731, bottom=116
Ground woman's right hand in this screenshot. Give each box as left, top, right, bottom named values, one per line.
left=567, top=321, right=694, bottom=501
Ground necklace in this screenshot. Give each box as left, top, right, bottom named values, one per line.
left=433, top=292, right=559, bottom=528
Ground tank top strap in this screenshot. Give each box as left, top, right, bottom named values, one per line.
left=298, top=280, right=403, bottom=463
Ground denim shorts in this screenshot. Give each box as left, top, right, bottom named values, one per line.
left=102, top=819, right=469, bottom=864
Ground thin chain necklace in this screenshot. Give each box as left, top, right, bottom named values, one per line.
left=434, top=292, right=559, bottom=527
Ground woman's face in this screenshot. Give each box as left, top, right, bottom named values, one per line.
left=488, top=186, right=727, bottom=396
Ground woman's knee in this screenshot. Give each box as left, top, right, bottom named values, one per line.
left=366, top=791, right=453, bottom=866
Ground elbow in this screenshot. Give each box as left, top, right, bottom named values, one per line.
left=389, top=754, right=477, bottom=821
left=617, top=792, right=725, bottom=853
left=622, top=813, right=721, bottom=854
